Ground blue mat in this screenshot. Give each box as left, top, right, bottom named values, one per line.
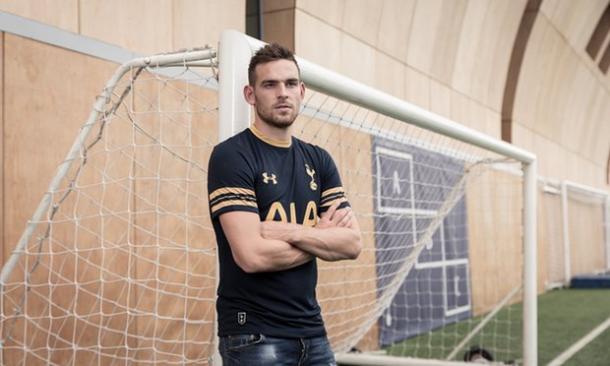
left=570, top=273, right=610, bottom=289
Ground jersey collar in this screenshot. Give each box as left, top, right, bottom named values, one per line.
left=250, top=124, right=292, bottom=148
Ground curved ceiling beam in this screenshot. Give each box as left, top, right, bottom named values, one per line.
left=501, top=0, right=542, bottom=143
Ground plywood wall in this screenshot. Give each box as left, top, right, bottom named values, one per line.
left=0, top=0, right=245, bottom=55
left=568, top=197, right=606, bottom=276
left=2, top=33, right=116, bottom=366
left=3, top=33, right=116, bottom=265
left=539, top=191, right=566, bottom=287
left=466, top=167, right=523, bottom=316
left=1, top=34, right=220, bottom=364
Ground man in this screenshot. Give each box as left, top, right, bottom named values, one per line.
left=207, top=43, right=362, bottom=365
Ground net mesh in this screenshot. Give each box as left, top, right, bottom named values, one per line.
left=564, top=187, right=608, bottom=277
left=541, top=183, right=609, bottom=290
left=294, top=90, right=525, bottom=363
left=1, top=60, right=219, bottom=365
left=1, top=51, right=526, bottom=365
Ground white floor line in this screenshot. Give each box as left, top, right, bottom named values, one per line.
left=548, top=316, right=610, bottom=366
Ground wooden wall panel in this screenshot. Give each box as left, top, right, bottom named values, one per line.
left=466, top=168, right=523, bottom=316
left=172, top=0, right=245, bottom=51
left=79, top=0, right=173, bottom=55
left=407, top=0, right=467, bottom=84
left=568, top=198, right=606, bottom=276
left=539, top=191, right=565, bottom=288
left=131, top=76, right=218, bottom=363
left=453, top=0, right=526, bottom=110
left=512, top=9, right=610, bottom=187
left=0, top=0, right=78, bottom=32
left=3, top=32, right=115, bottom=265
left=2, top=33, right=116, bottom=365
left=543, top=0, right=608, bottom=52
left=3, top=37, right=221, bottom=363
left=340, top=0, right=383, bottom=48
left=262, top=9, right=295, bottom=51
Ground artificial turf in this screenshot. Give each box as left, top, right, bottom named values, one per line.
left=366, top=288, right=610, bottom=365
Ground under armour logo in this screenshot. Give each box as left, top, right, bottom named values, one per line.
left=305, top=164, right=317, bottom=191
left=262, top=172, right=277, bottom=184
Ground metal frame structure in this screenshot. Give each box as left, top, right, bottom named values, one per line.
left=542, top=178, right=610, bottom=285
left=217, top=30, right=538, bottom=366
left=561, top=180, right=610, bottom=276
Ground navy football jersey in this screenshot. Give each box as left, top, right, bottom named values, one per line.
left=207, top=125, right=349, bottom=337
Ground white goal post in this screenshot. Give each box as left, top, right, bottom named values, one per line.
left=218, top=30, right=538, bottom=366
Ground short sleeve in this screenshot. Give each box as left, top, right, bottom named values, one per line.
left=207, top=144, right=259, bottom=219
left=318, top=148, right=351, bottom=213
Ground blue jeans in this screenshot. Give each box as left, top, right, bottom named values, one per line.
left=219, top=334, right=337, bottom=366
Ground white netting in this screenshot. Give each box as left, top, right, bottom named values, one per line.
left=1, top=48, right=528, bottom=365
left=1, top=52, right=220, bottom=365
left=541, top=182, right=609, bottom=290
left=540, top=186, right=565, bottom=289
left=293, top=90, right=525, bottom=364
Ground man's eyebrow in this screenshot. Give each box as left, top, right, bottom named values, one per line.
left=260, top=77, right=300, bottom=83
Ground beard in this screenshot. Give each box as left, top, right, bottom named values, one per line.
left=255, top=103, right=299, bottom=129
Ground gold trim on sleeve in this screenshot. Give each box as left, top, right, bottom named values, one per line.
left=320, top=197, right=348, bottom=207
left=209, top=187, right=256, bottom=201
left=211, top=199, right=258, bottom=213
left=321, top=187, right=345, bottom=198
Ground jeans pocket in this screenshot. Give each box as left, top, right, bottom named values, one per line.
left=222, top=334, right=266, bottom=352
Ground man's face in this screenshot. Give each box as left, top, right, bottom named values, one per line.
left=245, top=59, right=305, bottom=129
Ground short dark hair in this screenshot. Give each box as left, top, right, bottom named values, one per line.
left=248, top=43, right=300, bottom=85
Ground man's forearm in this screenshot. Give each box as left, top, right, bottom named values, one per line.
left=261, top=221, right=361, bottom=261
left=241, top=237, right=313, bottom=273
left=219, top=211, right=314, bottom=273
left=291, top=226, right=361, bottom=261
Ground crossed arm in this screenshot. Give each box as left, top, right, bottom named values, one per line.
left=219, top=201, right=362, bottom=273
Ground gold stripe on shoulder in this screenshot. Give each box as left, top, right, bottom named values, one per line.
left=250, top=125, right=292, bottom=148
left=320, top=197, right=348, bottom=207
left=209, top=187, right=256, bottom=200
left=321, top=187, right=345, bottom=198
left=211, top=199, right=258, bottom=213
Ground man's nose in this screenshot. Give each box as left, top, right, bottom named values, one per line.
left=276, top=83, right=288, bottom=97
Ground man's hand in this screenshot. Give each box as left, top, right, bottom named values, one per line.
left=316, top=200, right=354, bottom=229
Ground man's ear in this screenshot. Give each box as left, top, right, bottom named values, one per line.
left=299, top=81, right=306, bottom=100
left=243, top=85, right=255, bottom=106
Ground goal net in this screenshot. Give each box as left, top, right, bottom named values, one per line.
left=0, top=49, right=220, bottom=365
left=541, top=180, right=610, bottom=289
left=294, top=86, right=527, bottom=365
left=0, top=33, right=537, bottom=365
